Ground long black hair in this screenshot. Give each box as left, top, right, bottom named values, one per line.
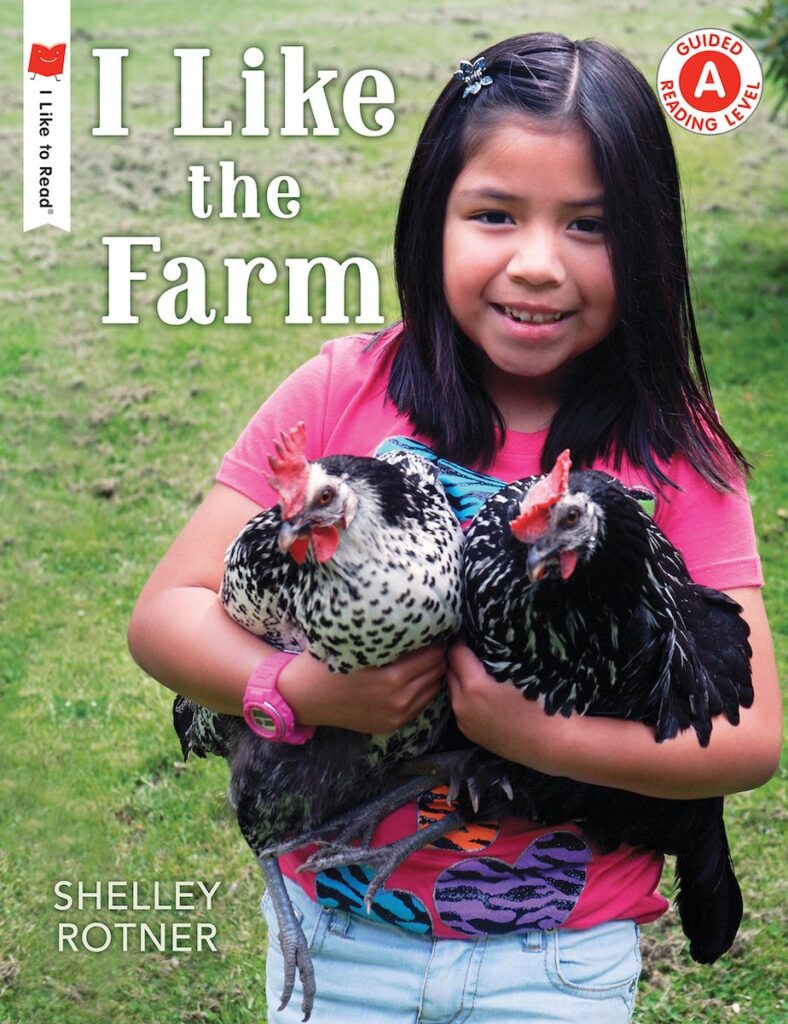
left=385, top=32, right=749, bottom=489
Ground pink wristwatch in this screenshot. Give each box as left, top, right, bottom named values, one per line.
left=243, top=652, right=316, bottom=744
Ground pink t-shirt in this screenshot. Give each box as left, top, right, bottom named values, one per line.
left=217, top=329, right=762, bottom=939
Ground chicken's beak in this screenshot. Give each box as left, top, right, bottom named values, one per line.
left=526, top=545, right=555, bottom=583
left=527, top=543, right=578, bottom=583
left=277, top=518, right=308, bottom=555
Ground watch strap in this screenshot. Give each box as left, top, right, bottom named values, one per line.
left=243, top=651, right=316, bottom=744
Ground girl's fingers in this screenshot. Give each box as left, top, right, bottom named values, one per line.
left=395, top=642, right=449, bottom=672
left=447, top=640, right=481, bottom=674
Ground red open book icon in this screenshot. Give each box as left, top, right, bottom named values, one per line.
left=28, top=43, right=67, bottom=78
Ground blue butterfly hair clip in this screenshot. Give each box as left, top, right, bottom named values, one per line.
left=454, top=57, right=493, bottom=98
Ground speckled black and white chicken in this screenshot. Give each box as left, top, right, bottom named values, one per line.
left=458, top=449, right=754, bottom=963
left=173, top=423, right=463, bottom=1019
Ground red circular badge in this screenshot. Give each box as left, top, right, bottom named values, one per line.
left=657, top=29, right=763, bottom=135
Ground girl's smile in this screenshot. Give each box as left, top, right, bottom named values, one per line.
left=442, top=118, right=617, bottom=426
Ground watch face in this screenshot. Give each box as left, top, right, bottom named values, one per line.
left=250, top=706, right=278, bottom=736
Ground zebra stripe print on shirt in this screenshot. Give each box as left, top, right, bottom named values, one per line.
left=315, top=864, right=432, bottom=934
left=433, top=831, right=591, bottom=935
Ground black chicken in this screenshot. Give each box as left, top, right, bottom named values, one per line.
left=459, top=449, right=754, bottom=962
left=173, top=423, right=463, bottom=1020
left=463, top=450, right=752, bottom=744
left=307, top=450, right=754, bottom=964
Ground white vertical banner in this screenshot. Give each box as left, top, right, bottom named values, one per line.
left=23, top=0, right=71, bottom=231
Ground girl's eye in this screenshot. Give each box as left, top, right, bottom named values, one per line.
left=474, top=210, right=514, bottom=225
left=318, top=487, right=335, bottom=506
left=569, top=216, right=605, bottom=234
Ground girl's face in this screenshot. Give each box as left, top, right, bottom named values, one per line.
left=442, top=118, right=617, bottom=422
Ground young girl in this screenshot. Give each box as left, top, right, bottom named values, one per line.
left=128, top=32, right=780, bottom=1024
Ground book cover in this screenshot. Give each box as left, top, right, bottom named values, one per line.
left=4, top=2, right=783, bottom=1022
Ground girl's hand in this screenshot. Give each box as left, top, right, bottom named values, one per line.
left=278, top=644, right=448, bottom=735
left=447, top=641, right=564, bottom=769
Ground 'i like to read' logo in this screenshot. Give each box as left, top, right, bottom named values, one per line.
left=28, top=43, right=67, bottom=79
left=657, top=29, right=763, bottom=135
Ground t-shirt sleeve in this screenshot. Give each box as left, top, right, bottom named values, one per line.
left=653, top=456, right=763, bottom=591
left=215, top=343, right=338, bottom=508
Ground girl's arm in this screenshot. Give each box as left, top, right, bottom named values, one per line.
left=447, top=587, right=781, bottom=799
left=128, top=482, right=446, bottom=734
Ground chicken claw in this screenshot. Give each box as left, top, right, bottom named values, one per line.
left=263, top=775, right=442, bottom=859
left=299, top=810, right=467, bottom=912
left=259, top=856, right=316, bottom=1021
left=404, top=748, right=515, bottom=814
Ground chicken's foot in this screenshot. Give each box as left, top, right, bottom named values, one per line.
left=264, top=774, right=442, bottom=858
left=403, top=747, right=514, bottom=812
left=299, top=809, right=468, bottom=912
left=258, top=855, right=316, bottom=1022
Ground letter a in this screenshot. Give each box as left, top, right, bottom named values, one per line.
left=693, top=60, right=726, bottom=98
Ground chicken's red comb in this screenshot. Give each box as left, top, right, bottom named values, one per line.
left=266, top=422, right=310, bottom=519
left=511, top=449, right=572, bottom=543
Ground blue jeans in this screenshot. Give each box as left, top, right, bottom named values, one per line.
left=262, top=878, right=641, bottom=1023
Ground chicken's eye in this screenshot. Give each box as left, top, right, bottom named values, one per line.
left=318, top=487, right=335, bottom=506
left=563, top=507, right=580, bottom=527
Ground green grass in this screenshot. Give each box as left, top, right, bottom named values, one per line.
left=1, top=2, right=785, bottom=1022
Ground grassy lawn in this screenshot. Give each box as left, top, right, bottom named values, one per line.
left=1, top=2, right=785, bottom=1022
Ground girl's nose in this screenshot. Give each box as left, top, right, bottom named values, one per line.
left=506, top=229, right=566, bottom=287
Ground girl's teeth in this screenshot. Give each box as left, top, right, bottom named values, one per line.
left=504, top=307, right=563, bottom=324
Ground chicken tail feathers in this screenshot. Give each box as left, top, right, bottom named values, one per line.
left=173, top=696, right=243, bottom=760
left=172, top=697, right=199, bottom=759
left=674, top=798, right=742, bottom=964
